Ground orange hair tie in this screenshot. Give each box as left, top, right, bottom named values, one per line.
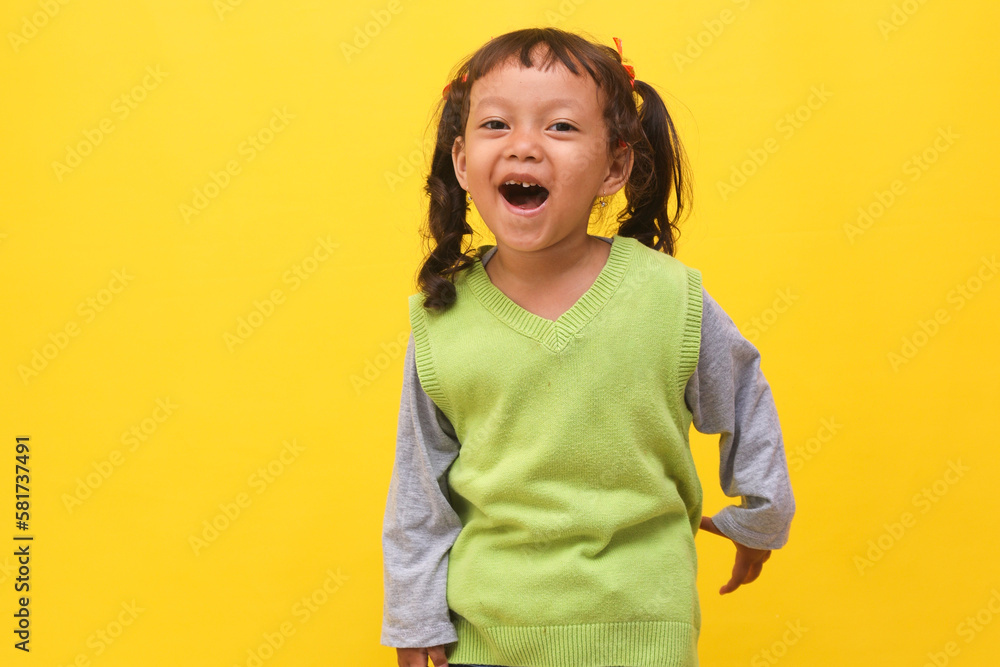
left=612, top=36, right=635, bottom=88
left=612, top=37, right=634, bottom=150
left=442, top=72, right=468, bottom=98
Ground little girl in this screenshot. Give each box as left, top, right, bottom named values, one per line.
left=381, top=27, right=795, bottom=667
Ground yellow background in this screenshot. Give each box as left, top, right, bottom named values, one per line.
left=1, top=0, right=998, bottom=664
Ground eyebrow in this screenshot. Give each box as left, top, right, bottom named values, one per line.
left=475, top=96, right=582, bottom=111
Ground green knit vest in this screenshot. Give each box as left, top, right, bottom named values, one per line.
left=408, top=234, right=704, bottom=667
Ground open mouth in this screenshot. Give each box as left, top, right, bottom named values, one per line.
left=499, top=182, right=549, bottom=210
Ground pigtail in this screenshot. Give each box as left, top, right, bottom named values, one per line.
left=614, top=79, right=693, bottom=257
left=415, top=71, right=479, bottom=312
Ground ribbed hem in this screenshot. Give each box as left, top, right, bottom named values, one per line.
left=448, top=615, right=698, bottom=666
left=407, top=293, right=451, bottom=416
left=464, top=235, right=635, bottom=352
left=677, top=267, right=703, bottom=392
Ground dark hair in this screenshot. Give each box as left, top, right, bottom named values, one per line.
left=416, top=27, right=692, bottom=312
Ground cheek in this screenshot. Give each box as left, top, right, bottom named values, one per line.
left=563, top=146, right=605, bottom=178
left=551, top=158, right=593, bottom=192
left=464, top=147, right=494, bottom=179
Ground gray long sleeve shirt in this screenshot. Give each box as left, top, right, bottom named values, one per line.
left=381, top=236, right=796, bottom=649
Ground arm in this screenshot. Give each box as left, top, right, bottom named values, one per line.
left=381, top=333, right=463, bottom=649
left=685, top=285, right=796, bottom=552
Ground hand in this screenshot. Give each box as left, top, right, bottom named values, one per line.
left=699, top=515, right=772, bottom=595
left=396, top=645, right=449, bottom=667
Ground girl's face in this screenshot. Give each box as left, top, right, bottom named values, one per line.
left=452, top=51, right=631, bottom=252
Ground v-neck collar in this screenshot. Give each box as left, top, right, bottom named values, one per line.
left=464, top=234, right=634, bottom=352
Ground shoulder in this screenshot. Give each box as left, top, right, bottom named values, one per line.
left=620, top=236, right=699, bottom=272
left=407, top=269, right=483, bottom=326
left=617, top=236, right=702, bottom=297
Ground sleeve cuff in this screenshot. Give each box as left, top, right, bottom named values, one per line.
left=710, top=507, right=791, bottom=550
left=380, top=621, right=458, bottom=649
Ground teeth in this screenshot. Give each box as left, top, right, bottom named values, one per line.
left=503, top=180, right=540, bottom=187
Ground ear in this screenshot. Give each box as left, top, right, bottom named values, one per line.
left=601, top=142, right=634, bottom=197
left=451, top=135, right=468, bottom=191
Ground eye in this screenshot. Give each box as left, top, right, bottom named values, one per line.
left=479, top=120, right=576, bottom=132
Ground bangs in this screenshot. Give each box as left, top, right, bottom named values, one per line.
left=469, top=31, right=612, bottom=93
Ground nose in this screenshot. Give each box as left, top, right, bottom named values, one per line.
left=506, top=124, right=542, bottom=161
